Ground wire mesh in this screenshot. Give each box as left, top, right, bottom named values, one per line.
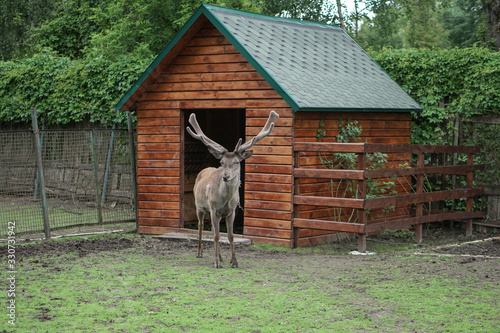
left=0, top=129, right=135, bottom=237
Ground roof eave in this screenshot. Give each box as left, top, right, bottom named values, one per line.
left=296, top=107, right=423, bottom=113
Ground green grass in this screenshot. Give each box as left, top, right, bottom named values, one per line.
left=3, top=235, right=499, bottom=332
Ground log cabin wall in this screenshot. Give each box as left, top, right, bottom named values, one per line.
left=135, top=21, right=295, bottom=246
left=293, top=111, right=413, bottom=246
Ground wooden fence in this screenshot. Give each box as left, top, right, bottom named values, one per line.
left=292, top=143, right=484, bottom=251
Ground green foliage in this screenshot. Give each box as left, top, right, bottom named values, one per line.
left=0, top=49, right=148, bottom=127
left=370, top=47, right=500, bottom=145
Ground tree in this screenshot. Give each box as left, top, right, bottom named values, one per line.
left=442, top=0, right=483, bottom=48
left=0, top=0, right=57, bottom=60
left=482, top=0, right=500, bottom=50
left=260, top=0, right=335, bottom=23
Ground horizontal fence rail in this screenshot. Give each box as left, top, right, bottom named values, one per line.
left=292, top=142, right=484, bottom=251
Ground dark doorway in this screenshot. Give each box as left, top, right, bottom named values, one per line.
left=182, top=109, right=246, bottom=233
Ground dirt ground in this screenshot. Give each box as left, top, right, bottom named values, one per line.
left=5, top=226, right=500, bottom=284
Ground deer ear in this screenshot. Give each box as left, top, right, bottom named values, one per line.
left=238, top=150, right=253, bottom=160
left=208, top=147, right=226, bottom=160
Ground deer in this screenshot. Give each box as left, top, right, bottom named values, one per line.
left=186, top=110, right=279, bottom=268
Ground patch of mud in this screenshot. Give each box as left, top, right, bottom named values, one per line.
left=433, top=237, right=500, bottom=257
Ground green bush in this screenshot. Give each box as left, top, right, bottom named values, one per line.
left=370, top=47, right=500, bottom=145
left=0, top=49, right=149, bottom=127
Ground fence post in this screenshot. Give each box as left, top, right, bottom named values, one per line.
left=31, top=108, right=51, bottom=239
left=101, top=124, right=116, bottom=206
left=90, top=130, right=103, bottom=224
left=357, top=151, right=367, bottom=252
left=127, top=111, right=138, bottom=228
left=415, top=152, right=425, bottom=243
left=465, top=153, right=474, bottom=236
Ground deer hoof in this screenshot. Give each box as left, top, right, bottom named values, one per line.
left=196, top=254, right=203, bottom=258
left=214, top=263, right=222, bottom=269
left=231, top=260, right=238, bottom=268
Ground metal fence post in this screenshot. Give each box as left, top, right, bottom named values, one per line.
left=90, top=130, right=103, bottom=224
left=101, top=124, right=116, bottom=206
left=127, top=111, right=138, bottom=228
left=31, top=108, right=51, bottom=239
left=34, top=123, right=45, bottom=199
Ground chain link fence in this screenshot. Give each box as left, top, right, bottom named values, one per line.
left=0, top=128, right=136, bottom=237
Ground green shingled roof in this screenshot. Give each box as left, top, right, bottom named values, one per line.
left=116, top=4, right=421, bottom=112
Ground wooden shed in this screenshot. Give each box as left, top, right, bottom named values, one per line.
left=115, top=4, right=422, bottom=247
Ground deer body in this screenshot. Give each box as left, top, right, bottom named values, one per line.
left=187, top=111, right=279, bottom=268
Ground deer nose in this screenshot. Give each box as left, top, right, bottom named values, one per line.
left=222, top=175, right=230, bottom=182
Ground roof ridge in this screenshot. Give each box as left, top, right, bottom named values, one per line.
left=202, top=3, right=342, bottom=30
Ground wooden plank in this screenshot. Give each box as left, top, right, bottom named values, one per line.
left=175, top=53, right=247, bottom=64
left=293, top=218, right=364, bottom=233
left=138, top=201, right=179, bottom=210
left=294, top=195, right=364, bottom=209
left=168, top=63, right=256, bottom=74
left=247, top=155, right=293, bottom=165
left=138, top=226, right=180, bottom=234
left=245, top=199, right=293, bottom=211
left=364, top=187, right=484, bottom=210
left=180, top=100, right=246, bottom=109
left=138, top=210, right=180, bottom=218
left=145, top=89, right=279, bottom=101
left=243, top=226, right=291, bottom=239
left=137, top=185, right=181, bottom=193
left=137, top=176, right=180, bottom=185
left=137, top=152, right=181, bottom=160
left=157, top=72, right=265, bottom=83
left=137, top=168, right=179, bottom=177
left=245, top=208, right=292, bottom=221
left=245, top=164, right=293, bottom=175
left=179, top=44, right=238, bottom=55
left=245, top=191, right=292, bottom=202
left=137, top=127, right=180, bottom=135
left=137, top=135, right=180, bottom=143
left=245, top=173, right=293, bottom=183
left=151, top=80, right=272, bottom=92
left=294, top=168, right=364, bottom=180
left=138, top=193, right=180, bottom=201
left=244, top=235, right=290, bottom=247
left=294, top=142, right=366, bottom=153
left=244, top=182, right=293, bottom=193
left=244, top=217, right=291, bottom=229
left=137, top=143, right=180, bottom=151
left=137, top=160, right=180, bottom=168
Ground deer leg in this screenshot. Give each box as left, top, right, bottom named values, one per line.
left=226, top=212, right=238, bottom=268
left=210, top=212, right=222, bottom=268
left=196, top=211, right=205, bottom=258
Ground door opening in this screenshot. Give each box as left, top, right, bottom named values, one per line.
left=182, top=109, right=246, bottom=233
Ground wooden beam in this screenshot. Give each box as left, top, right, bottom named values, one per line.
left=294, top=168, right=364, bottom=180
left=364, top=187, right=484, bottom=210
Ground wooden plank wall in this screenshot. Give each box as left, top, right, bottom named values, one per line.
left=135, top=21, right=294, bottom=246
left=294, top=111, right=413, bottom=246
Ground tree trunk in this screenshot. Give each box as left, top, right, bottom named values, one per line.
left=482, top=0, right=500, bottom=50
left=336, top=0, right=346, bottom=32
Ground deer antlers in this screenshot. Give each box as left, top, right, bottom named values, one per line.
left=187, top=110, right=279, bottom=157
